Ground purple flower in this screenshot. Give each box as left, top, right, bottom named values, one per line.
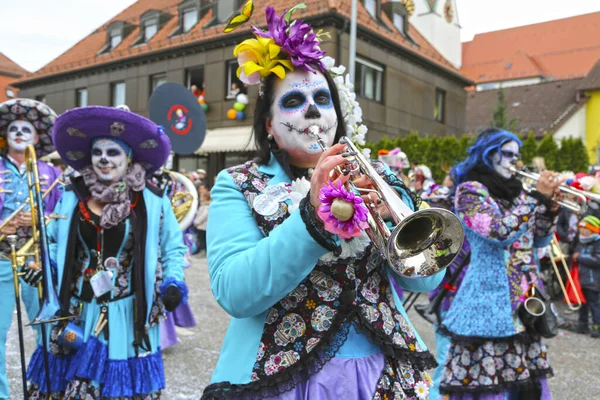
left=318, top=181, right=369, bottom=239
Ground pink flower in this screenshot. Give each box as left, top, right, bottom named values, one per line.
left=317, top=181, right=368, bottom=239
left=467, top=213, right=493, bottom=236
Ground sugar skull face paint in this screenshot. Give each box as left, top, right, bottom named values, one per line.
left=7, top=120, right=38, bottom=152
left=267, top=70, right=338, bottom=157
left=91, top=138, right=129, bottom=183
left=491, top=141, right=520, bottom=179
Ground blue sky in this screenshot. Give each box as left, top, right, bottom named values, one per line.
left=1, top=0, right=599, bottom=73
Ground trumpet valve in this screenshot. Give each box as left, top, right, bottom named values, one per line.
left=331, top=198, right=355, bottom=222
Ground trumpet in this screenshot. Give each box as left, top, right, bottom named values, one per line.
left=548, top=236, right=582, bottom=310
left=510, top=167, right=587, bottom=213
left=308, top=127, right=465, bottom=278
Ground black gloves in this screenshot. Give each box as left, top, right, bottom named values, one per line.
left=21, top=264, right=42, bottom=287
left=162, top=285, right=182, bottom=312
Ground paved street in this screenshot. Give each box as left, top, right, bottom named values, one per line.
left=5, top=254, right=600, bottom=399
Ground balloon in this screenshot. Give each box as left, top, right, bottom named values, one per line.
left=201, top=103, right=208, bottom=111
left=227, top=109, right=237, bottom=120
left=199, top=98, right=206, bottom=104
left=236, top=111, right=245, bottom=120
left=236, top=93, right=249, bottom=105
left=234, top=102, right=245, bottom=111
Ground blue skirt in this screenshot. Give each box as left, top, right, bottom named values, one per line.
left=27, top=294, right=164, bottom=398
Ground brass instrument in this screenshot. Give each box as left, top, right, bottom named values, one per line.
left=548, top=237, right=582, bottom=310
left=510, top=167, right=587, bottom=213
left=309, top=127, right=465, bottom=278
left=165, top=170, right=199, bottom=230
left=6, top=235, right=29, bottom=399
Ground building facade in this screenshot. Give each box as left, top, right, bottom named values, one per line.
left=14, top=0, right=470, bottom=183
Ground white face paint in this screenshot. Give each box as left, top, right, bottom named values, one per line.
left=91, top=139, right=129, bottom=183
left=7, top=120, right=37, bottom=152
left=491, top=141, right=520, bottom=179
left=268, top=70, right=338, bottom=159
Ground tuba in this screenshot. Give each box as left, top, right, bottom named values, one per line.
left=309, top=127, right=465, bottom=278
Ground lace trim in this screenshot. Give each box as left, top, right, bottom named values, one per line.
left=439, top=368, right=554, bottom=395
left=353, top=314, right=438, bottom=371
left=201, top=314, right=355, bottom=400
left=437, top=324, right=536, bottom=345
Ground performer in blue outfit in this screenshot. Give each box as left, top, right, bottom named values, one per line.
left=25, top=106, right=188, bottom=399
left=439, top=129, right=562, bottom=399
left=0, top=98, right=62, bottom=400
left=203, top=5, right=444, bottom=400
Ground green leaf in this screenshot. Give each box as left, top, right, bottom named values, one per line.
left=284, top=3, right=307, bottom=23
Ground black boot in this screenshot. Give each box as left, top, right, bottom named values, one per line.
left=592, top=325, right=600, bottom=338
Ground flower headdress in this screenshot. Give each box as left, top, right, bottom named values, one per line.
left=229, top=3, right=328, bottom=86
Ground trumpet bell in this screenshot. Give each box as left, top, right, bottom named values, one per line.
left=387, top=208, right=464, bottom=278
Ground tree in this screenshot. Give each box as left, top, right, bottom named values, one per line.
left=520, top=132, right=538, bottom=165
left=491, top=87, right=519, bottom=132
left=566, top=138, right=589, bottom=173
left=537, top=134, right=559, bottom=171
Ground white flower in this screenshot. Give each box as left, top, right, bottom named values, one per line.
left=414, top=381, right=430, bottom=399
left=321, top=56, right=336, bottom=70
left=361, top=148, right=372, bottom=158
left=330, top=65, right=346, bottom=75
left=333, top=76, right=345, bottom=86
left=357, top=124, right=368, bottom=136
left=288, top=177, right=311, bottom=214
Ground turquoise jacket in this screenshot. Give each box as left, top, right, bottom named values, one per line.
left=207, top=155, right=444, bottom=385
left=47, top=186, right=187, bottom=325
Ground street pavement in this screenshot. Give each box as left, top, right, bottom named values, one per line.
left=5, top=254, right=600, bottom=399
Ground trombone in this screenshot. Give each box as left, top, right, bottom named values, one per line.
left=510, top=167, right=587, bottom=213
left=548, top=236, right=583, bottom=310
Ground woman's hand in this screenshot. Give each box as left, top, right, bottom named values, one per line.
left=0, top=219, right=18, bottom=235
left=536, top=170, right=563, bottom=199
left=16, top=212, right=33, bottom=227
left=309, top=143, right=348, bottom=209
left=22, top=261, right=42, bottom=286
left=572, top=252, right=580, bottom=263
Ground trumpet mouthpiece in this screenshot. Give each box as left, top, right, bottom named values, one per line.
left=306, top=126, right=321, bottom=137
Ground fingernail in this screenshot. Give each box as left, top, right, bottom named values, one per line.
left=350, top=151, right=358, bottom=156
left=341, top=153, right=351, bottom=157
left=343, top=170, right=350, bottom=176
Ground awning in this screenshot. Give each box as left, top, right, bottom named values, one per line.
left=195, top=126, right=256, bottom=155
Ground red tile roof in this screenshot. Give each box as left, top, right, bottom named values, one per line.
left=0, top=53, right=28, bottom=77
left=462, top=12, right=600, bottom=84
left=15, top=0, right=466, bottom=85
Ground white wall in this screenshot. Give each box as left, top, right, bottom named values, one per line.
left=410, top=0, right=462, bottom=68
left=554, top=103, right=587, bottom=144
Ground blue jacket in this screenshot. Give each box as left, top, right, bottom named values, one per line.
left=576, top=237, right=600, bottom=291
left=207, top=154, right=443, bottom=385
left=47, top=185, right=187, bottom=325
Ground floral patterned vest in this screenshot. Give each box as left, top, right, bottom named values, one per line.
left=213, top=161, right=436, bottom=399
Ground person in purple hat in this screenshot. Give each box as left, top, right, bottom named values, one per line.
left=0, top=98, right=62, bottom=400
left=24, top=106, right=188, bottom=399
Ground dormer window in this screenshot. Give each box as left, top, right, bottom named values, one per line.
left=364, top=0, right=377, bottom=18
left=183, top=8, right=199, bottom=32
left=216, top=0, right=238, bottom=23
left=133, top=10, right=170, bottom=46
left=144, top=19, right=158, bottom=41
left=393, top=12, right=406, bottom=33
left=172, top=0, right=201, bottom=35
left=100, top=21, right=134, bottom=54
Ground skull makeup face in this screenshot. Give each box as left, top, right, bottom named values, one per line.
left=267, top=70, right=338, bottom=165
left=91, top=138, right=129, bottom=183
left=7, top=120, right=38, bottom=152
left=491, top=140, right=520, bottom=179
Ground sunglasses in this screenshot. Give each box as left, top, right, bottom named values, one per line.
left=500, top=150, right=521, bottom=160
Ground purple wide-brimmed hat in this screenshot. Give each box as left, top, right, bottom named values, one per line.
left=53, top=106, right=171, bottom=174
left=0, top=98, right=57, bottom=157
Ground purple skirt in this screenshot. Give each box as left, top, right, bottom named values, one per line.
left=160, top=302, right=197, bottom=350
left=266, top=352, right=385, bottom=399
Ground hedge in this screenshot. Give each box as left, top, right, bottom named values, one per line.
left=364, top=132, right=589, bottom=182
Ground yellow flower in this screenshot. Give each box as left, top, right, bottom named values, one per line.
left=409, top=343, right=416, bottom=351
left=233, top=36, right=294, bottom=84
left=306, top=299, right=316, bottom=309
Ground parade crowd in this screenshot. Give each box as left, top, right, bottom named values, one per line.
left=0, top=3, right=599, bottom=400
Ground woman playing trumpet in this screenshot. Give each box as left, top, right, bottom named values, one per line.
left=438, top=129, right=563, bottom=399
left=203, top=5, right=445, bottom=399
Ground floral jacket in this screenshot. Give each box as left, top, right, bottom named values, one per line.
left=441, top=181, right=558, bottom=339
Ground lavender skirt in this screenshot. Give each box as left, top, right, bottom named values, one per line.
left=160, top=302, right=197, bottom=349
left=266, top=352, right=385, bottom=400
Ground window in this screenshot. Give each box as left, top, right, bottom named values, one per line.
left=393, top=12, right=406, bottom=33
left=364, top=0, right=377, bottom=18
left=186, top=67, right=205, bottom=98
left=150, top=74, right=168, bottom=94
left=434, top=88, right=446, bottom=123
left=226, top=60, right=246, bottom=99
left=216, top=0, right=237, bottom=23
left=111, top=82, right=126, bottom=107
left=355, top=57, right=384, bottom=103
left=144, top=19, right=158, bottom=41
left=5, top=88, right=14, bottom=99
left=35, top=95, right=46, bottom=104
left=76, top=88, right=88, bottom=107
left=183, top=7, right=198, bottom=32
left=110, top=29, right=122, bottom=49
